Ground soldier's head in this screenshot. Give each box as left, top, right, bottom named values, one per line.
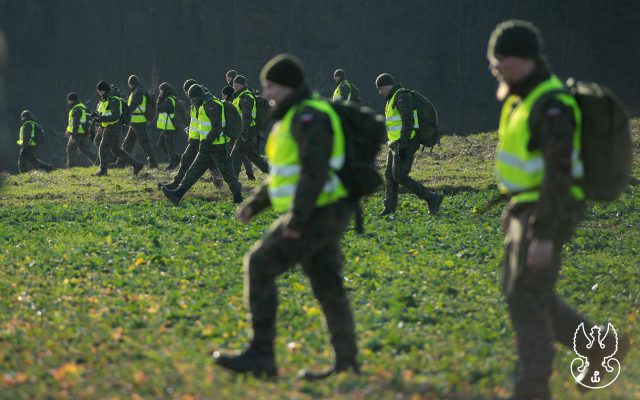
left=375, top=73, right=395, bottom=97
left=260, top=53, right=305, bottom=106
left=333, top=69, right=345, bottom=83
left=188, top=84, right=205, bottom=106
left=183, top=78, right=197, bottom=96
left=233, top=75, right=247, bottom=92
left=128, top=74, right=140, bottom=90
left=20, top=109, right=33, bottom=121
left=159, top=82, right=173, bottom=98
left=221, top=85, right=234, bottom=101
left=96, top=80, right=110, bottom=97
left=67, top=92, right=79, bottom=106
left=487, top=19, right=543, bottom=96
left=226, top=70, right=238, bottom=85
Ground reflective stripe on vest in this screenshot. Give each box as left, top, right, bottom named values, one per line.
left=97, top=96, right=122, bottom=127
left=232, top=89, right=257, bottom=126
left=385, top=89, right=418, bottom=141
left=128, top=91, right=147, bottom=123
left=17, top=121, right=37, bottom=146
left=332, top=80, right=351, bottom=101
left=496, top=75, right=585, bottom=204
left=197, top=98, right=229, bottom=144
left=188, top=105, right=200, bottom=140
left=66, top=103, right=87, bottom=134
left=156, top=96, right=176, bottom=131
left=266, top=98, right=347, bottom=213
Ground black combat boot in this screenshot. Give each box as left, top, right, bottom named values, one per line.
left=94, top=168, right=108, bottom=177
left=213, top=342, right=277, bottom=377
left=132, top=161, right=144, bottom=175
left=298, top=355, right=360, bottom=381
left=428, top=193, right=444, bottom=215
left=161, top=186, right=185, bottom=206
left=233, top=192, right=244, bottom=204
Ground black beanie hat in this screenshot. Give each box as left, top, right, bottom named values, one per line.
left=260, top=53, right=305, bottom=88
left=67, top=92, right=79, bottom=101
left=183, top=78, right=197, bottom=93
left=375, top=73, right=395, bottom=88
left=128, top=74, right=139, bottom=88
left=487, top=19, right=543, bottom=60
left=334, top=69, right=345, bottom=79
left=233, top=75, right=247, bottom=86
left=222, top=85, right=235, bottom=97
left=226, top=69, right=238, bottom=79
left=159, top=82, right=173, bottom=93
left=188, top=84, right=205, bottom=99
left=97, top=80, right=110, bottom=92
left=20, top=110, right=33, bottom=120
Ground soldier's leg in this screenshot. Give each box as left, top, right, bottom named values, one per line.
left=392, top=144, right=439, bottom=204
left=208, top=165, right=224, bottom=188
left=121, top=124, right=137, bottom=154
left=106, top=126, right=142, bottom=167
left=25, top=145, right=53, bottom=171
left=383, top=149, right=399, bottom=212
left=172, top=139, right=199, bottom=185
left=175, top=151, right=214, bottom=193
left=18, top=147, right=31, bottom=173
left=66, top=134, right=79, bottom=168
left=243, top=157, right=255, bottom=179
left=78, top=135, right=97, bottom=163
left=132, top=123, right=157, bottom=167
left=210, top=145, right=242, bottom=201
left=167, top=133, right=180, bottom=166
left=302, top=239, right=357, bottom=362
left=231, top=139, right=245, bottom=178
left=245, top=128, right=268, bottom=173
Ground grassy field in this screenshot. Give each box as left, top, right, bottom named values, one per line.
left=0, top=121, right=638, bottom=399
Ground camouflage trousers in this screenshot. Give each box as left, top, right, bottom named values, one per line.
left=502, top=203, right=589, bottom=399
left=383, top=140, right=438, bottom=211
left=66, top=133, right=96, bottom=167
left=231, top=127, right=269, bottom=178
left=18, top=145, right=52, bottom=173
left=178, top=143, right=241, bottom=197
left=98, top=125, right=141, bottom=169
left=122, top=122, right=157, bottom=165
left=172, top=139, right=222, bottom=186
left=245, top=201, right=357, bottom=359
left=156, top=130, right=180, bottom=167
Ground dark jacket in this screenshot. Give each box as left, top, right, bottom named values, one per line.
left=335, top=78, right=350, bottom=100
left=386, top=84, right=416, bottom=145
left=98, top=91, right=121, bottom=124
left=245, top=86, right=336, bottom=231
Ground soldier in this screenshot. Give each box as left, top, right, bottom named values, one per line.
left=376, top=73, right=443, bottom=216
left=93, top=80, right=144, bottom=176
left=65, top=92, right=96, bottom=167
left=488, top=20, right=630, bottom=399
left=231, top=75, right=269, bottom=179
left=161, top=84, right=242, bottom=204
left=155, top=82, right=180, bottom=170
left=222, top=85, right=254, bottom=179
left=226, top=69, right=238, bottom=86
left=158, top=79, right=222, bottom=190
left=16, top=110, right=54, bottom=173
left=120, top=75, right=158, bottom=168
left=213, top=54, right=359, bottom=380
left=332, top=69, right=359, bottom=102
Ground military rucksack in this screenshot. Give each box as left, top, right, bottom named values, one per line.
left=33, top=123, right=45, bottom=144
left=565, top=79, right=632, bottom=201
left=172, top=98, right=189, bottom=130
left=222, top=100, right=242, bottom=141
left=143, top=90, right=157, bottom=121
left=114, top=96, right=131, bottom=126
left=346, top=81, right=361, bottom=103
left=253, top=93, right=272, bottom=130
left=331, top=101, right=387, bottom=232
left=398, top=89, right=440, bottom=149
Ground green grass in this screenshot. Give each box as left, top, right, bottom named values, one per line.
left=0, top=122, right=638, bottom=399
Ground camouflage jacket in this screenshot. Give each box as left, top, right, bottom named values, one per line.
left=245, top=86, right=336, bottom=231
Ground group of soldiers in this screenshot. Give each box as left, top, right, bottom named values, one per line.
left=15, top=19, right=631, bottom=399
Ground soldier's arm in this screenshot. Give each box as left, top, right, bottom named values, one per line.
left=396, top=91, right=415, bottom=144
left=529, top=99, right=576, bottom=240
left=100, top=97, right=121, bottom=123
left=201, top=101, right=223, bottom=146
left=239, top=95, right=253, bottom=137
left=20, top=125, right=29, bottom=148
left=288, top=108, right=334, bottom=232
left=156, top=96, right=171, bottom=113
left=339, top=82, right=350, bottom=100
left=128, top=89, right=143, bottom=111
left=71, top=107, right=82, bottom=134
left=245, top=182, right=271, bottom=214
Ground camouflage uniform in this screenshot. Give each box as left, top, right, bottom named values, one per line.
left=17, top=118, right=53, bottom=172
left=155, top=92, right=180, bottom=167
left=383, top=85, right=441, bottom=213
left=66, top=101, right=96, bottom=167
left=175, top=96, right=242, bottom=200
left=96, top=94, right=142, bottom=171
left=122, top=86, right=158, bottom=167
left=500, top=66, right=592, bottom=399
left=241, top=87, right=357, bottom=363
left=231, top=89, right=269, bottom=178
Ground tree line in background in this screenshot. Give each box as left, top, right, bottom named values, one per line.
left=1, top=0, right=638, bottom=172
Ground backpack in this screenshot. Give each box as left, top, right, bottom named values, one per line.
left=346, top=81, right=361, bottom=103
left=172, top=98, right=189, bottom=130
left=253, top=94, right=272, bottom=130
left=331, top=101, right=387, bottom=232
left=222, top=100, right=242, bottom=141
left=398, top=89, right=440, bottom=149
left=114, top=96, right=131, bottom=126
left=564, top=79, right=632, bottom=201
left=33, top=123, right=45, bottom=144
left=143, top=90, right=156, bottom=121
